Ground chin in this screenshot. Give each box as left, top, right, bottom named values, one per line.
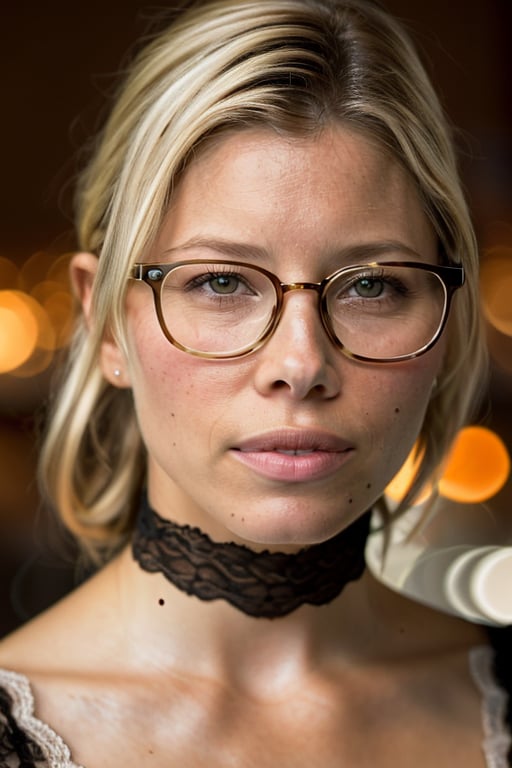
left=220, top=498, right=365, bottom=552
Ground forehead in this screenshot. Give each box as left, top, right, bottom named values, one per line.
left=180, top=123, right=418, bottom=196
left=152, top=124, right=436, bottom=265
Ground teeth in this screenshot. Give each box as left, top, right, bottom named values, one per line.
left=276, top=449, right=314, bottom=456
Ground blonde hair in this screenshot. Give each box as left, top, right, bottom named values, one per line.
left=40, top=0, right=487, bottom=561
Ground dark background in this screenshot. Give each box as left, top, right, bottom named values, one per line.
left=0, top=0, right=511, bottom=636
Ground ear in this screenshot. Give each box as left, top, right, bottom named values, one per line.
left=70, top=252, right=132, bottom=389
left=70, top=251, right=97, bottom=323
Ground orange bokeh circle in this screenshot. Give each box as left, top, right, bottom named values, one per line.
left=439, top=426, right=510, bottom=503
left=386, top=426, right=511, bottom=506
left=0, top=291, right=39, bottom=372
left=480, top=249, right=512, bottom=337
left=9, top=292, right=57, bottom=378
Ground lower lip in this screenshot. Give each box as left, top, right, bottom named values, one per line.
left=230, top=449, right=353, bottom=483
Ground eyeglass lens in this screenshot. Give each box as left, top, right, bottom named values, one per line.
left=155, top=262, right=447, bottom=359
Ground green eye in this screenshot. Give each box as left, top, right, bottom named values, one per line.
left=209, top=275, right=239, bottom=294
left=354, top=278, right=383, bottom=298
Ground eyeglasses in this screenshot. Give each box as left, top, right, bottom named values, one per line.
left=130, top=259, right=464, bottom=362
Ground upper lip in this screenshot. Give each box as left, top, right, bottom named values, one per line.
left=233, top=429, right=353, bottom=453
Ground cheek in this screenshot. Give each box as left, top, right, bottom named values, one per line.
left=125, top=312, right=244, bottom=443
left=357, top=358, right=439, bottom=477
left=122, top=309, right=189, bottom=435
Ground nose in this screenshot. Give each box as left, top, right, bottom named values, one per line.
left=253, top=290, right=342, bottom=401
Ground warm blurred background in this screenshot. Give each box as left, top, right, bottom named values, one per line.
left=0, top=0, right=511, bottom=636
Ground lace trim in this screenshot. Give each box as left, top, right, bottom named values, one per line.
left=0, top=647, right=508, bottom=767
left=0, top=669, right=83, bottom=768
left=132, top=495, right=371, bottom=619
left=469, top=646, right=512, bottom=768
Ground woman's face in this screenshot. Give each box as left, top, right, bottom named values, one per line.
left=105, top=125, right=443, bottom=550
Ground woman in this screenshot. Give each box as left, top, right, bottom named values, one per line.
left=0, top=0, right=509, bottom=765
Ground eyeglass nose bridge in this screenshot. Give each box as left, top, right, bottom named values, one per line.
left=280, top=281, right=324, bottom=294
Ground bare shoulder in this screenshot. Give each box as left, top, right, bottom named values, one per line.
left=0, top=563, right=495, bottom=768
left=0, top=556, right=121, bottom=677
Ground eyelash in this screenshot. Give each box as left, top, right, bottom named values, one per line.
left=185, top=270, right=252, bottom=297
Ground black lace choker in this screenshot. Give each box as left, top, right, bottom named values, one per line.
left=132, top=496, right=371, bottom=619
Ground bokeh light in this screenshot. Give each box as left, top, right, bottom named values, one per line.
left=486, top=323, right=512, bottom=376
left=0, top=257, right=20, bottom=290
left=9, top=293, right=56, bottom=378
left=480, top=247, right=512, bottom=337
left=20, top=251, right=59, bottom=291
left=40, top=289, right=74, bottom=349
left=439, top=426, right=510, bottom=503
left=0, top=253, right=74, bottom=378
left=46, top=252, right=73, bottom=287
left=387, top=426, right=511, bottom=506
left=0, top=291, right=39, bottom=373
left=385, top=444, right=432, bottom=505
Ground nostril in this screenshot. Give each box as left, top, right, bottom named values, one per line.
left=253, top=314, right=342, bottom=401
left=268, top=376, right=335, bottom=400
left=270, top=379, right=290, bottom=391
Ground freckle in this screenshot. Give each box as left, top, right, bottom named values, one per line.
left=366, top=483, right=372, bottom=489
left=241, top=517, right=245, bottom=522
left=158, top=598, right=165, bottom=606
left=348, top=497, right=353, bottom=504
left=172, top=442, right=176, bottom=447
left=230, top=513, right=235, bottom=517
left=171, top=412, right=175, bottom=417
left=394, top=407, right=400, bottom=414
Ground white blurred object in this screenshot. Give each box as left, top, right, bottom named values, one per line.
left=366, top=505, right=512, bottom=627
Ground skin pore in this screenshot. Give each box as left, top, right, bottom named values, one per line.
left=0, top=125, right=488, bottom=767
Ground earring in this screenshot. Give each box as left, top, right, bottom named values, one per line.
left=114, top=368, right=121, bottom=378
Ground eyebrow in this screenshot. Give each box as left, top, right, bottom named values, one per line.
left=160, top=237, right=427, bottom=264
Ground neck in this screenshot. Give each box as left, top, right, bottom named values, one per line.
left=111, top=548, right=486, bottom=699
left=131, top=494, right=371, bottom=619
left=114, top=545, right=369, bottom=693
left=108, top=498, right=486, bottom=698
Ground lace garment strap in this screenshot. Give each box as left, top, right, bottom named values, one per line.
left=469, top=646, right=512, bottom=768
left=0, top=669, right=83, bottom=768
